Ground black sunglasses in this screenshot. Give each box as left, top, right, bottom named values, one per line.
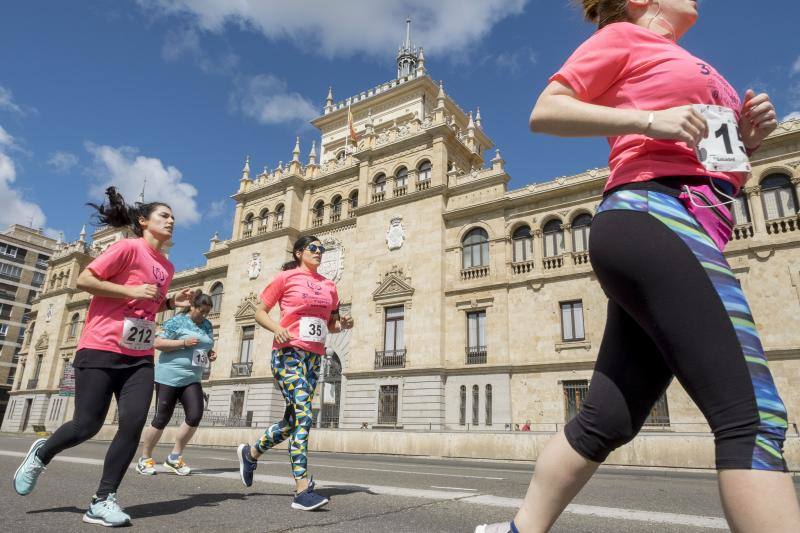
left=306, top=244, right=326, bottom=254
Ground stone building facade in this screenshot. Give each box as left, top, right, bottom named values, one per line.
left=4, top=35, right=800, bottom=444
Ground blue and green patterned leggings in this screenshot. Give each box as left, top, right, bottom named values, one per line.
left=254, top=347, right=320, bottom=480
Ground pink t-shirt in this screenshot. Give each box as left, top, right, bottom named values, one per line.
left=77, top=238, right=175, bottom=357
left=551, top=22, right=744, bottom=192
left=260, top=268, right=340, bottom=355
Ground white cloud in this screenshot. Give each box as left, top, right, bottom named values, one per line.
left=46, top=151, right=80, bottom=173
left=783, top=111, right=800, bottom=122
left=162, top=26, right=239, bottom=75
left=489, top=46, right=537, bottom=75
left=207, top=198, right=228, bottom=218
left=136, top=0, right=528, bottom=58
left=85, top=142, right=201, bottom=226
left=229, top=74, right=317, bottom=125
left=0, top=85, right=36, bottom=116
left=793, top=56, right=800, bottom=76
left=0, top=125, right=48, bottom=231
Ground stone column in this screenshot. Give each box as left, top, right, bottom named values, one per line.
left=792, top=177, right=800, bottom=212
left=532, top=229, right=544, bottom=271
left=746, top=186, right=766, bottom=236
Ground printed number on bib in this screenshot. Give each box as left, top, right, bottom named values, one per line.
left=693, top=105, right=751, bottom=173
left=299, top=316, right=327, bottom=343
left=192, top=349, right=208, bottom=367
left=120, top=317, right=156, bottom=351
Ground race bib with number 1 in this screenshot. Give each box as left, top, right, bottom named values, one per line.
left=120, top=317, right=156, bottom=351
left=299, top=316, right=327, bottom=343
left=693, top=105, right=751, bottom=173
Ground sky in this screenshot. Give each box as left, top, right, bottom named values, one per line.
left=1, top=1, right=798, bottom=270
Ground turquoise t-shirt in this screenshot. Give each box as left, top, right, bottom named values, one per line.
left=155, top=314, right=214, bottom=387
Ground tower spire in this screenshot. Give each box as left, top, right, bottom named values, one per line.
left=138, top=177, right=147, bottom=203
left=396, top=18, right=419, bottom=78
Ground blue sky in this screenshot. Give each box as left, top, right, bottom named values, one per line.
left=1, top=1, right=798, bottom=270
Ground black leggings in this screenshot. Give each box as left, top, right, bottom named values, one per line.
left=150, top=382, right=204, bottom=430
left=37, top=365, right=154, bottom=498
left=565, top=190, right=788, bottom=471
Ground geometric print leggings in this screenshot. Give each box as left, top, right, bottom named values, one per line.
left=254, top=347, right=320, bottom=480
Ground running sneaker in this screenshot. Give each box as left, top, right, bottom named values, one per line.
left=13, top=438, right=47, bottom=496
left=163, top=456, right=191, bottom=476
left=135, top=457, right=157, bottom=476
left=291, top=480, right=329, bottom=511
left=82, top=493, right=131, bottom=527
left=237, top=443, right=257, bottom=487
left=474, top=522, right=518, bottom=533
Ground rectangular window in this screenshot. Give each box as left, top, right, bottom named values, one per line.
left=732, top=196, right=750, bottom=225
left=6, top=366, right=16, bottom=385
left=31, top=272, right=45, bottom=287
left=471, top=385, right=480, bottom=426
left=383, top=306, right=404, bottom=352
left=0, top=244, right=19, bottom=258
left=229, top=391, right=245, bottom=419
left=543, top=232, right=564, bottom=258
left=0, top=324, right=8, bottom=337
left=560, top=301, right=585, bottom=342
left=563, top=380, right=589, bottom=422
left=36, top=254, right=50, bottom=269
left=26, top=290, right=37, bottom=305
left=239, top=325, right=255, bottom=363
left=377, top=385, right=399, bottom=425
left=0, top=282, right=16, bottom=300
left=0, top=263, right=23, bottom=280
left=643, top=393, right=671, bottom=427
left=0, top=303, right=11, bottom=320
left=33, top=354, right=44, bottom=379
left=466, top=311, right=486, bottom=348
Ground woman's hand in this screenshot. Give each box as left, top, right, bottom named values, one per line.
left=646, top=105, right=709, bottom=146
left=183, top=337, right=200, bottom=348
left=340, top=316, right=354, bottom=330
left=274, top=327, right=292, bottom=344
left=127, top=284, right=158, bottom=300
left=208, top=350, right=217, bottom=362
left=739, top=89, right=778, bottom=151
left=172, top=288, right=197, bottom=309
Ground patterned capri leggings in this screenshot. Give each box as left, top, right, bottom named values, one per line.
left=254, top=347, right=320, bottom=480
left=565, top=188, right=788, bottom=471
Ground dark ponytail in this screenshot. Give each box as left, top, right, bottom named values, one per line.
left=179, top=291, right=214, bottom=314
left=87, top=186, right=171, bottom=237
left=282, top=235, right=320, bottom=271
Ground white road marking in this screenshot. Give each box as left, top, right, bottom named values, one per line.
left=0, top=449, right=728, bottom=529
left=430, top=486, right=478, bottom=491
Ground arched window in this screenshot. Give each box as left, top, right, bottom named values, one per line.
left=512, top=225, right=533, bottom=263
left=313, top=200, right=325, bottom=221
left=349, top=190, right=359, bottom=210
left=485, top=384, right=493, bottom=426
left=373, top=173, right=387, bottom=195
left=67, top=313, right=80, bottom=339
left=210, top=282, right=223, bottom=314
left=418, top=160, right=432, bottom=182
left=462, top=228, right=490, bottom=269
left=732, top=193, right=751, bottom=225
left=572, top=214, right=592, bottom=253
left=274, top=204, right=285, bottom=229
left=243, top=213, right=254, bottom=236
left=543, top=219, right=564, bottom=258
left=331, top=195, right=343, bottom=220
left=336, top=150, right=346, bottom=162
left=459, top=385, right=466, bottom=426
left=761, top=174, right=797, bottom=220
left=259, top=208, right=270, bottom=228
left=395, top=167, right=408, bottom=189
left=472, top=385, right=480, bottom=426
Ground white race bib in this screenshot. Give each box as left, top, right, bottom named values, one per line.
left=192, top=348, right=208, bottom=367
left=299, top=316, right=327, bottom=343
left=120, top=317, right=156, bottom=351
left=693, top=105, right=751, bottom=173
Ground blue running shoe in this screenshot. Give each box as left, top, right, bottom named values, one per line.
left=82, top=493, right=131, bottom=527
left=237, top=443, right=257, bottom=487
left=13, top=438, right=47, bottom=496
left=291, top=480, right=329, bottom=511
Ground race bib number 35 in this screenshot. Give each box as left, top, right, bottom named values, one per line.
left=120, top=317, right=156, bottom=351
left=693, top=105, right=751, bottom=173
left=299, top=316, right=327, bottom=343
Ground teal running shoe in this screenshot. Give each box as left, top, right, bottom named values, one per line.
left=82, top=493, right=131, bottom=527
left=13, top=438, right=47, bottom=495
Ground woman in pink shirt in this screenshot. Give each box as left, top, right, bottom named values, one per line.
left=476, top=2, right=799, bottom=533
left=13, top=187, right=194, bottom=528
left=237, top=235, right=353, bottom=511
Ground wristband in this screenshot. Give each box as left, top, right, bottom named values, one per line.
left=644, top=112, right=655, bottom=133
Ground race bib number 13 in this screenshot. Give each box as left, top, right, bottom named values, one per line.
left=120, top=317, right=156, bottom=351
left=299, top=316, right=327, bottom=343
left=192, top=349, right=208, bottom=367
left=693, top=105, right=751, bottom=173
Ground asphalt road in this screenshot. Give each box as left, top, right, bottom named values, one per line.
left=1, top=433, right=796, bottom=532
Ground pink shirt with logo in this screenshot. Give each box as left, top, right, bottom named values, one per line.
left=77, top=238, right=175, bottom=357
left=260, top=268, right=340, bottom=356
left=551, top=22, right=744, bottom=192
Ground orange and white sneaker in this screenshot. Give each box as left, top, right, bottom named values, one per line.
left=136, top=457, right=156, bottom=476
left=163, top=456, right=191, bottom=476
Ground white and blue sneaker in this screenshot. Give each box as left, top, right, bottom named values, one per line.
left=82, top=493, right=131, bottom=527
left=13, top=438, right=47, bottom=496
left=474, top=521, right=519, bottom=533
left=237, top=444, right=257, bottom=487
left=291, top=479, right=329, bottom=511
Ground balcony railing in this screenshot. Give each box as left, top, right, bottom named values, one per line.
left=461, top=265, right=490, bottom=280
left=766, top=215, right=799, bottom=235
left=312, top=217, right=324, bottom=228
left=543, top=255, right=564, bottom=270
left=371, top=191, right=386, bottom=203
left=465, top=346, right=487, bottom=365
left=330, top=212, right=341, bottom=223
left=242, top=229, right=253, bottom=238
left=511, top=260, right=536, bottom=274
left=273, top=220, right=284, bottom=230
left=393, top=185, right=407, bottom=197
left=572, top=250, right=590, bottom=266
left=27, top=378, right=38, bottom=390
left=732, top=223, right=754, bottom=241
left=230, top=361, right=254, bottom=377
left=257, top=225, right=269, bottom=235
left=375, top=349, right=406, bottom=369
left=416, top=180, right=430, bottom=191
left=347, top=209, right=357, bottom=218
